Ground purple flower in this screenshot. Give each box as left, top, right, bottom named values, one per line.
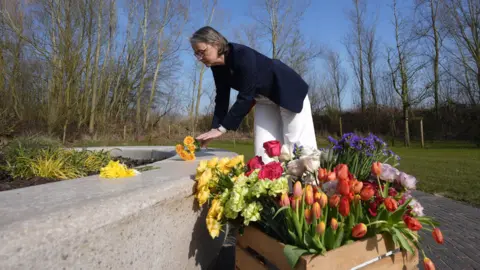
left=396, top=172, right=417, bottom=190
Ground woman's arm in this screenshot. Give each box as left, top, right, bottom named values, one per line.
left=211, top=66, right=231, bottom=130
left=220, top=48, right=257, bottom=131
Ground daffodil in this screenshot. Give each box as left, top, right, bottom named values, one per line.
left=196, top=187, right=210, bottom=206
left=207, top=157, right=218, bottom=169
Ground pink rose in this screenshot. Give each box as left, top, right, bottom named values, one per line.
left=258, top=162, right=284, bottom=180
left=263, top=140, right=281, bottom=157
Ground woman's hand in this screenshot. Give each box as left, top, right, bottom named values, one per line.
left=196, top=128, right=224, bottom=148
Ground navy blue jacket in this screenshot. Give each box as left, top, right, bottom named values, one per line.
left=211, top=42, right=309, bottom=131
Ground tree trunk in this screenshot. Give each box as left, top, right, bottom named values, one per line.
left=430, top=0, right=440, bottom=119
left=403, top=104, right=410, bottom=147
left=89, top=1, right=103, bottom=135
left=136, top=0, right=151, bottom=135
left=354, top=0, right=366, bottom=113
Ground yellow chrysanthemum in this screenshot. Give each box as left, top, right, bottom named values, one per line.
left=185, top=152, right=196, bottom=161
left=206, top=217, right=221, bottom=238
left=175, top=144, right=184, bottom=154
left=184, top=136, right=195, bottom=146
left=207, top=198, right=224, bottom=220
left=178, top=150, right=189, bottom=160
left=188, top=144, right=196, bottom=152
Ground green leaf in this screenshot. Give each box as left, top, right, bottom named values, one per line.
left=392, top=227, right=414, bottom=254
left=383, top=182, right=390, bottom=198
left=312, top=236, right=326, bottom=252
left=325, top=227, right=335, bottom=250
left=283, top=245, right=308, bottom=269
left=333, top=226, right=344, bottom=249
left=273, top=206, right=291, bottom=219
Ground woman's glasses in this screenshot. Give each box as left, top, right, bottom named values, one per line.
left=194, top=46, right=209, bottom=59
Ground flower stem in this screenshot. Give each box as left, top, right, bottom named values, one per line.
left=376, top=176, right=384, bottom=197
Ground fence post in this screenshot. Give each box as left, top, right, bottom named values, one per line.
left=420, top=119, right=425, bottom=148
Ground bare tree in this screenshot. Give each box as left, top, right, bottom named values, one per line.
left=414, top=0, right=443, bottom=118
left=364, top=24, right=379, bottom=110
left=345, top=0, right=367, bottom=113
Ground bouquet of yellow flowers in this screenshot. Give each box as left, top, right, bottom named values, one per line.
left=176, top=136, right=200, bottom=161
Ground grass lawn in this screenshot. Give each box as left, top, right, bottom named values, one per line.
left=209, top=140, right=480, bottom=207
left=74, top=138, right=480, bottom=206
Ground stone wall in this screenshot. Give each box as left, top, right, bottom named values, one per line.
left=0, top=146, right=237, bottom=270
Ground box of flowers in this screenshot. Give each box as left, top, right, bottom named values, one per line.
left=193, top=133, right=443, bottom=270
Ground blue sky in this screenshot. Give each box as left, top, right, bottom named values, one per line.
left=119, top=0, right=415, bottom=112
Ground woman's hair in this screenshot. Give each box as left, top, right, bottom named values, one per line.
left=190, top=26, right=229, bottom=55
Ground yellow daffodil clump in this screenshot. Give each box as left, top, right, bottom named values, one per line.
left=99, top=160, right=140, bottom=178
left=176, top=136, right=200, bottom=161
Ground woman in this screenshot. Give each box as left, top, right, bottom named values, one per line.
left=191, top=26, right=317, bottom=161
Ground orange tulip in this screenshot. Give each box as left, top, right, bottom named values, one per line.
left=316, top=221, right=326, bottom=235
left=280, top=193, right=290, bottom=207
left=318, top=192, right=328, bottom=208
left=384, top=197, right=398, bottom=212
left=352, top=223, right=367, bottom=238
left=329, top=194, right=340, bottom=207
left=371, top=161, right=382, bottom=176
left=432, top=228, right=444, bottom=244
left=305, top=208, right=312, bottom=225
left=339, top=196, right=350, bottom=217
left=305, top=185, right=314, bottom=205
left=291, top=197, right=298, bottom=210
left=352, top=180, right=363, bottom=194
left=293, top=181, right=302, bottom=199
left=360, top=185, right=375, bottom=201
left=312, top=202, right=322, bottom=219
left=318, top=168, right=328, bottom=182
left=330, top=218, right=338, bottom=230
left=423, top=258, right=435, bottom=270
left=337, top=179, right=350, bottom=196
left=335, top=164, right=349, bottom=181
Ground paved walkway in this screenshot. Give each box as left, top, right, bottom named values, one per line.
left=210, top=191, right=480, bottom=270
left=413, top=191, right=480, bottom=270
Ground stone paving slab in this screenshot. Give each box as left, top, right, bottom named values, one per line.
left=413, top=191, right=480, bottom=270
left=211, top=191, right=480, bottom=270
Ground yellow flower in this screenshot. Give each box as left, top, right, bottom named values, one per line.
left=196, top=160, right=208, bottom=176
left=207, top=157, right=218, bottom=169
left=175, top=144, right=184, bottom=154
left=188, top=144, right=196, bottom=152
left=206, top=217, right=221, bottom=238
left=196, top=187, right=210, bottom=206
left=178, top=150, right=190, bottom=161
left=185, top=151, right=196, bottom=161
left=228, top=155, right=245, bottom=168
left=197, top=168, right=212, bottom=191
left=100, top=160, right=139, bottom=178
left=207, top=198, right=224, bottom=220
left=217, top=157, right=231, bottom=174
left=184, top=136, right=195, bottom=146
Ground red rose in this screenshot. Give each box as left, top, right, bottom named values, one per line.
left=263, top=140, right=281, bottom=157
left=258, top=162, right=284, bottom=180
left=247, top=156, right=264, bottom=170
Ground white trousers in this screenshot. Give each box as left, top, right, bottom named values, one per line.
left=254, top=95, right=317, bottom=162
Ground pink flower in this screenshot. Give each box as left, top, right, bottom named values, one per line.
left=379, top=163, right=400, bottom=182
left=409, top=199, right=424, bottom=217
left=396, top=172, right=417, bottom=190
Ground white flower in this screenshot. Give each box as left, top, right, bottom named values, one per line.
left=322, top=180, right=338, bottom=197
left=303, top=173, right=317, bottom=186
left=409, top=199, right=424, bottom=217
left=300, top=146, right=321, bottom=158
left=286, top=159, right=305, bottom=177
left=279, top=144, right=293, bottom=162
left=300, top=155, right=320, bottom=173
left=396, top=172, right=417, bottom=190
left=379, top=163, right=400, bottom=182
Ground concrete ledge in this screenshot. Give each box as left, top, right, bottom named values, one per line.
left=0, top=146, right=237, bottom=269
